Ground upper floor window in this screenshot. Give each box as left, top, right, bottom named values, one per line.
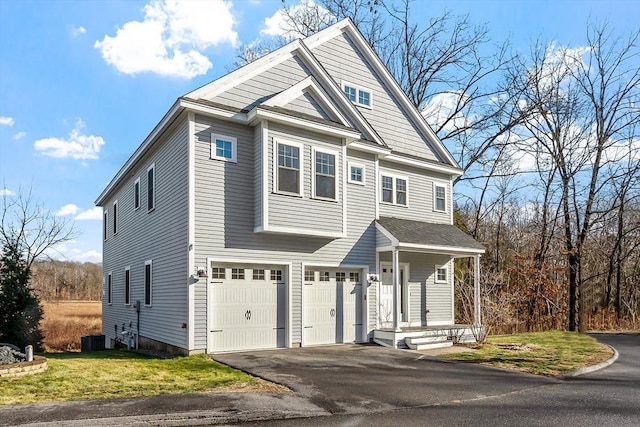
left=342, top=82, right=372, bottom=108
left=134, top=178, right=141, bottom=210
left=276, top=142, right=301, bottom=195
left=112, top=200, right=118, bottom=235
left=348, top=162, right=365, bottom=185
left=434, top=183, right=447, bottom=212
left=381, top=174, right=408, bottom=206
left=313, top=149, right=336, bottom=200
left=211, top=133, right=237, bottom=162
left=103, top=210, right=108, bottom=241
left=147, top=164, right=155, bottom=212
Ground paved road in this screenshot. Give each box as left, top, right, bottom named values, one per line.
left=0, top=333, right=636, bottom=426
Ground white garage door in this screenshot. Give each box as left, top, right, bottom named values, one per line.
left=303, top=269, right=363, bottom=346
left=209, top=265, right=286, bottom=352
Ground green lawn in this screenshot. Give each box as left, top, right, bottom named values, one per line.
left=0, top=351, right=281, bottom=405
left=443, top=331, right=613, bottom=376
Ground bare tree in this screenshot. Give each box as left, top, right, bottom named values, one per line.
left=1, top=189, right=76, bottom=268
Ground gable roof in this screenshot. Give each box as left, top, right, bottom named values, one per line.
left=376, top=216, right=484, bottom=256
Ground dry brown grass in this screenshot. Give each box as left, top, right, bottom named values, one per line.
left=41, top=301, right=102, bottom=352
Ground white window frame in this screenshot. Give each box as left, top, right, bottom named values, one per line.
left=134, top=177, right=141, bottom=210
left=147, top=163, right=155, bottom=213
left=341, top=81, right=373, bottom=108
left=380, top=172, right=409, bottom=206
left=112, top=200, right=118, bottom=235
left=312, top=147, right=338, bottom=201
left=433, top=182, right=448, bottom=213
left=144, top=260, right=153, bottom=306
left=347, top=162, right=365, bottom=185
left=124, top=266, right=131, bottom=306
left=274, top=139, right=304, bottom=197
left=107, top=272, right=112, bottom=305
left=435, top=265, right=448, bottom=284
left=103, top=210, right=108, bottom=241
left=210, top=133, right=237, bottom=163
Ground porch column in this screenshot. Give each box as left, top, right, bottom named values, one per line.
left=473, top=254, right=481, bottom=326
left=392, top=247, right=401, bottom=332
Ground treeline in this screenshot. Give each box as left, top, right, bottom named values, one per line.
left=30, top=261, right=102, bottom=301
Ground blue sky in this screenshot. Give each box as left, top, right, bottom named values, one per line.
left=0, top=0, right=637, bottom=263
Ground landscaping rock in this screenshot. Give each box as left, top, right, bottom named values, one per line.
left=0, top=345, right=27, bottom=364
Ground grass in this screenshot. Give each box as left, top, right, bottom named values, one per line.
left=0, top=350, right=286, bottom=405
left=41, top=301, right=102, bottom=352
left=443, top=331, right=613, bottom=376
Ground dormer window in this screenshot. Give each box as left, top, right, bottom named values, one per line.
left=342, top=81, right=372, bottom=108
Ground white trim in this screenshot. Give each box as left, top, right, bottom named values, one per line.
left=384, top=153, right=462, bottom=176
left=379, top=171, right=409, bottom=207
left=398, top=243, right=485, bottom=255
left=374, top=156, right=380, bottom=219
left=347, top=161, right=366, bottom=185
left=374, top=222, right=399, bottom=247
left=146, top=163, right=155, bottom=213
left=349, top=141, right=391, bottom=156
left=112, top=200, right=118, bottom=235
left=263, top=76, right=351, bottom=127
left=432, top=181, right=448, bottom=213
left=341, top=80, right=373, bottom=109
left=255, top=224, right=346, bottom=239
left=210, top=133, right=237, bottom=163
left=260, top=121, right=269, bottom=230
left=311, top=146, right=339, bottom=201
left=133, top=177, right=141, bottom=211
left=144, top=259, right=153, bottom=307
left=341, top=142, right=347, bottom=237
left=273, top=138, right=304, bottom=197
left=248, top=108, right=361, bottom=141
left=124, top=266, right=131, bottom=306
left=380, top=261, right=410, bottom=326
left=187, top=112, right=196, bottom=350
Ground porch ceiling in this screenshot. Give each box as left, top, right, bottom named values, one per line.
left=376, top=216, right=485, bottom=256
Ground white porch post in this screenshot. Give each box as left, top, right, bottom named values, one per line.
left=392, top=248, right=401, bottom=332
left=473, top=254, right=481, bottom=327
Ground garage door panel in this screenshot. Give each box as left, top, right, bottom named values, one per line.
left=209, top=265, right=286, bottom=352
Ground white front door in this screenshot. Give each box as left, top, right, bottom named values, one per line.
left=209, top=265, right=286, bottom=352
left=379, top=263, right=408, bottom=328
left=303, top=269, right=363, bottom=346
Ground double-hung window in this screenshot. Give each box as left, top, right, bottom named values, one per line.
left=276, top=142, right=301, bottom=195
left=211, top=133, right=237, bottom=162
left=381, top=174, right=408, bottom=206
left=147, top=164, right=155, bottom=212
left=434, top=183, right=447, bottom=212
left=342, top=81, right=372, bottom=108
left=314, top=149, right=336, bottom=200
left=134, top=178, right=141, bottom=210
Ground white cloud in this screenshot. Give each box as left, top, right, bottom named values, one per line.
left=56, top=203, right=80, bottom=216
left=72, top=249, right=102, bottom=263
left=34, top=119, right=105, bottom=160
left=0, top=116, right=15, bottom=126
left=95, top=0, right=238, bottom=78
left=12, top=131, right=26, bottom=140
left=75, top=207, right=103, bottom=221
left=261, top=0, right=335, bottom=41
left=0, top=188, right=15, bottom=196
left=422, top=92, right=471, bottom=134
left=70, top=25, right=87, bottom=37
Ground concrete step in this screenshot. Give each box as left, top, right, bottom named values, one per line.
left=406, top=340, right=453, bottom=351
left=406, top=335, right=449, bottom=345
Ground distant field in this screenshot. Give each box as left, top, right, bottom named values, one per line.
left=41, top=301, right=102, bottom=352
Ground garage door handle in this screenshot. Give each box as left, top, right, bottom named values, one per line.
left=273, top=327, right=285, bottom=330
left=330, top=308, right=336, bottom=317
left=304, top=326, right=313, bottom=329
left=210, top=330, right=222, bottom=333
left=245, top=310, right=252, bottom=320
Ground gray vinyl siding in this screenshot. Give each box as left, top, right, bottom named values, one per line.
left=378, top=160, right=451, bottom=223
left=193, top=116, right=378, bottom=344
left=102, top=116, right=190, bottom=350
left=267, top=123, right=344, bottom=234
left=311, top=32, right=440, bottom=162
left=378, top=252, right=454, bottom=326
left=285, top=92, right=331, bottom=120
left=254, top=125, right=263, bottom=229
left=214, top=56, right=311, bottom=111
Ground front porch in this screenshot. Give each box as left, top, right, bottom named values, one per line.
left=373, top=325, right=481, bottom=350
